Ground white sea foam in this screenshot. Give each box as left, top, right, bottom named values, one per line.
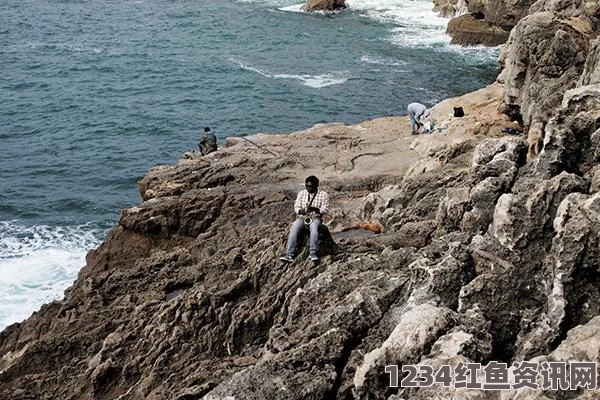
left=22, top=41, right=104, bottom=54
left=247, top=0, right=453, bottom=47
left=348, top=0, right=451, bottom=46
left=238, top=0, right=303, bottom=9
left=360, top=55, right=407, bottom=67
left=0, top=222, right=101, bottom=330
left=444, top=43, right=502, bottom=62
left=280, top=4, right=303, bottom=12
left=232, top=59, right=348, bottom=88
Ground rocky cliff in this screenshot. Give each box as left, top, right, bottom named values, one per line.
left=1, top=3, right=600, bottom=400
left=498, top=0, right=599, bottom=126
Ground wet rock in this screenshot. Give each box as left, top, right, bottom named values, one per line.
left=447, top=13, right=511, bottom=46
left=302, top=0, right=347, bottom=12
left=433, top=0, right=464, bottom=18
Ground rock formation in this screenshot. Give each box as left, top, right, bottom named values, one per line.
left=433, top=0, right=467, bottom=18
left=447, top=13, right=511, bottom=46
left=302, top=0, right=347, bottom=12
left=498, top=0, right=600, bottom=126
left=1, top=2, right=600, bottom=400
left=447, top=0, right=537, bottom=46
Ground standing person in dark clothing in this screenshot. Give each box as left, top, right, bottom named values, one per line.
left=199, top=127, right=217, bottom=155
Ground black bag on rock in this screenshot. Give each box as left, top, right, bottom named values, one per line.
left=453, top=106, right=464, bottom=117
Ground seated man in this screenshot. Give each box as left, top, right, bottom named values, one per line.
left=280, top=175, right=330, bottom=263
left=199, top=127, right=217, bottom=155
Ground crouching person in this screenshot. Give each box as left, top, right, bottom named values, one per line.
left=280, top=175, right=329, bottom=263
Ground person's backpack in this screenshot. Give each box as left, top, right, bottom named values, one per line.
left=453, top=106, right=464, bottom=117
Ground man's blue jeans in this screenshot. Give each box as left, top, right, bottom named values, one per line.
left=285, top=217, right=320, bottom=258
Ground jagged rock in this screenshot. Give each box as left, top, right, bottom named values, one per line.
left=501, top=316, right=600, bottom=400
left=513, top=191, right=600, bottom=360
left=498, top=0, right=599, bottom=126
left=580, top=36, right=600, bottom=86
left=491, top=172, right=588, bottom=250
left=352, top=291, right=457, bottom=399
left=590, top=165, right=600, bottom=193
left=398, top=307, right=492, bottom=399
left=436, top=186, right=471, bottom=232
left=458, top=138, right=526, bottom=234
left=301, top=0, right=346, bottom=12
left=471, top=137, right=524, bottom=167
left=526, top=84, right=600, bottom=180
left=409, top=241, right=475, bottom=309
left=202, top=259, right=411, bottom=400
left=355, top=185, right=402, bottom=223
left=395, top=220, right=437, bottom=248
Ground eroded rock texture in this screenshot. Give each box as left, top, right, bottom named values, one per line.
left=499, top=0, right=600, bottom=126
left=1, top=3, right=600, bottom=400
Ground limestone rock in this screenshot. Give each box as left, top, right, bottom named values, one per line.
left=527, top=83, right=600, bottom=179
left=352, top=292, right=457, bottom=398
left=498, top=1, right=599, bottom=126
left=513, top=191, right=600, bottom=360
left=580, top=36, right=600, bottom=86
left=501, top=316, right=600, bottom=400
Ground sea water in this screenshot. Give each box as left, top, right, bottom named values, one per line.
left=0, top=0, right=500, bottom=330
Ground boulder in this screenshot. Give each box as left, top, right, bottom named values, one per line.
left=447, top=13, right=511, bottom=46
left=445, top=0, right=537, bottom=46
left=301, top=0, right=346, bottom=12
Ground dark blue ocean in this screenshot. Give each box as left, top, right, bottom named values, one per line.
left=0, top=0, right=500, bottom=329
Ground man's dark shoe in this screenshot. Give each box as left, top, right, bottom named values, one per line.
left=309, top=254, right=319, bottom=262
left=279, top=255, right=294, bottom=263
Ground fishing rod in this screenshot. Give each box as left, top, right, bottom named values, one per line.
left=239, top=136, right=279, bottom=157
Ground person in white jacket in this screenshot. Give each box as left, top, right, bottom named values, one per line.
left=407, top=102, right=431, bottom=134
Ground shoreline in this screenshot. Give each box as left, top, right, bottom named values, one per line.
left=2, top=1, right=600, bottom=397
